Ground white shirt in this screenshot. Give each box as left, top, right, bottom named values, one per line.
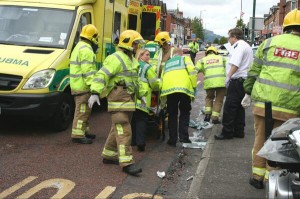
left=229, top=40, right=253, bottom=79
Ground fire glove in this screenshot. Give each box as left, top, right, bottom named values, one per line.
left=88, top=94, right=100, bottom=109
left=241, top=94, right=251, bottom=108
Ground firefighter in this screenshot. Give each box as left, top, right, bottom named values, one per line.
left=196, top=46, right=226, bottom=124
left=88, top=30, right=146, bottom=176
left=243, top=9, right=300, bottom=189
left=154, top=31, right=175, bottom=78
left=160, top=48, right=197, bottom=147
left=70, top=24, right=99, bottom=144
left=131, top=49, right=160, bottom=152
left=188, top=38, right=199, bottom=64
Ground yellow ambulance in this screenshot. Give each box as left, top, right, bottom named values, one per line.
left=0, top=0, right=132, bottom=131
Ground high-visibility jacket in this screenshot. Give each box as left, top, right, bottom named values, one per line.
left=196, top=54, right=226, bottom=90
left=145, top=41, right=159, bottom=58
left=70, top=40, right=97, bottom=94
left=136, top=61, right=160, bottom=113
left=90, top=50, right=147, bottom=112
left=244, top=33, right=300, bottom=120
left=160, top=55, right=197, bottom=99
left=188, top=42, right=199, bottom=53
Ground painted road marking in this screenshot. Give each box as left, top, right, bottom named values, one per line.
left=0, top=176, right=163, bottom=198
left=95, top=186, right=116, bottom=199
left=16, top=178, right=75, bottom=199
left=0, top=176, right=38, bottom=198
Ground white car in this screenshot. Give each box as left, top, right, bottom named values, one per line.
left=216, top=45, right=229, bottom=56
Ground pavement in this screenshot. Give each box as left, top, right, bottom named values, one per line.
left=186, top=106, right=266, bottom=199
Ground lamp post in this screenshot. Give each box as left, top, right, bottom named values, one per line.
left=251, top=0, right=256, bottom=46
left=200, top=10, right=206, bottom=43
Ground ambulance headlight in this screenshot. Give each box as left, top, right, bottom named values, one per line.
left=23, top=69, right=55, bottom=89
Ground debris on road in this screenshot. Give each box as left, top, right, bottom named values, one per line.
left=157, top=171, right=166, bottom=178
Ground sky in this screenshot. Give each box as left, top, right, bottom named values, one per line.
left=162, top=0, right=278, bottom=37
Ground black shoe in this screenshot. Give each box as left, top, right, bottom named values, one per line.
left=204, top=114, right=211, bottom=122
left=179, top=138, right=192, bottom=143
left=212, top=120, right=220, bottom=124
left=102, top=158, right=119, bottom=165
left=72, top=137, right=93, bottom=144
left=249, top=178, right=264, bottom=189
left=233, top=133, right=245, bottom=138
left=122, top=164, right=142, bottom=176
left=131, top=142, right=137, bottom=146
left=214, top=134, right=233, bottom=140
left=85, top=133, right=96, bottom=139
left=137, top=145, right=145, bottom=152
left=167, top=140, right=176, bottom=147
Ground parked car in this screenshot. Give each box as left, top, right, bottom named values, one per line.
left=181, top=45, right=190, bottom=54
left=216, top=45, right=229, bottom=56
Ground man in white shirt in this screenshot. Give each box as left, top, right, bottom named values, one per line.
left=215, top=28, right=253, bottom=140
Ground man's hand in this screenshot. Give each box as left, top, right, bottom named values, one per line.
left=225, top=77, right=230, bottom=88
left=88, top=95, right=100, bottom=109
left=241, top=94, right=251, bottom=108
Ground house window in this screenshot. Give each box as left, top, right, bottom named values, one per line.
left=291, top=0, right=296, bottom=10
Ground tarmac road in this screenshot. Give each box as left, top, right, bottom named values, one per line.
left=0, top=51, right=207, bottom=199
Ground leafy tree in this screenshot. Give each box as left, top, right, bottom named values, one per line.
left=236, top=18, right=246, bottom=29
left=219, top=36, right=228, bottom=44
left=213, top=38, right=220, bottom=44
left=191, top=17, right=204, bottom=42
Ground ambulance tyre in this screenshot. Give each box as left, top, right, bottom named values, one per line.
left=49, top=92, right=74, bottom=132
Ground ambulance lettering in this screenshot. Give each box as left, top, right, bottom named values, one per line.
left=206, top=59, right=219, bottom=64
left=274, top=48, right=300, bottom=60
left=0, top=57, right=28, bottom=66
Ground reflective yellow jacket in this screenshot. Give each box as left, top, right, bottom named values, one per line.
left=136, top=61, right=160, bottom=113
left=90, top=50, right=147, bottom=112
left=70, top=40, right=97, bottom=94
left=196, top=54, right=226, bottom=90
left=160, top=55, right=197, bottom=99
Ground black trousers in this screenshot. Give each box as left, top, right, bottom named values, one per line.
left=190, top=52, right=197, bottom=65
left=167, top=93, right=192, bottom=144
left=131, top=109, right=148, bottom=146
left=222, top=78, right=245, bottom=137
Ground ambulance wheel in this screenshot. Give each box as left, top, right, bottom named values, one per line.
left=50, top=92, right=74, bottom=132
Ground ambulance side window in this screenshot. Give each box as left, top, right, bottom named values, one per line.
left=73, top=13, right=91, bottom=49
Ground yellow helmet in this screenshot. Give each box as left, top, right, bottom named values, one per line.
left=283, top=9, right=300, bottom=31
left=80, top=24, right=99, bottom=44
left=206, top=46, right=218, bottom=54
left=118, top=30, right=145, bottom=51
left=154, top=31, right=171, bottom=46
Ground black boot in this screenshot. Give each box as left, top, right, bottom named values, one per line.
left=249, top=178, right=264, bottom=189
left=204, top=114, right=211, bottom=122
left=103, top=158, right=119, bottom=165
left=137, top=145, right=145, bottom=152
left=85, top=133, right=96, bottom=139
left=122, top=164, right=142, bottom=176
left=72, top=137, right=92, bottom=144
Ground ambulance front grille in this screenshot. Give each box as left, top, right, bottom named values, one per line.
left=0, top=74, right=22, bottom=91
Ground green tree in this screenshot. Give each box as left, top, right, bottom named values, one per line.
left=219, top=36, right=228, bottom=44
left=213, top=38, right=220, bottom=44
left=191, top=17, right=204, bottom=42
left=236, top=18, right=247, bottom=39
left=236, top=18, right=246, bottom=29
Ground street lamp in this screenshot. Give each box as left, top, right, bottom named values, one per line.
left=200, top=9, right=206, bottom=24
left=251, top=0, right=256, bottom=46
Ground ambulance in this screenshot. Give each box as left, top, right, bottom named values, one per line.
left=0, top=0, right=136, bottom=131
